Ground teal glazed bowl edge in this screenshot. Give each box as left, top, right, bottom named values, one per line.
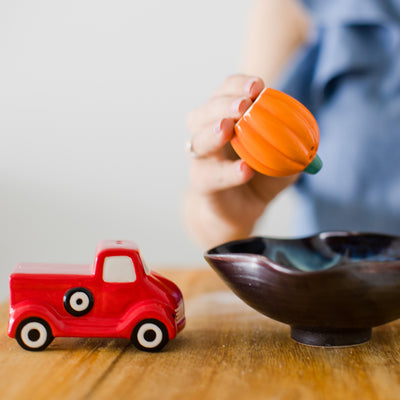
left=204, top=231, right=400, bottom=347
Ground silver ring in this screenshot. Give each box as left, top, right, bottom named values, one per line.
left=185, top=140, right=200, bottom=159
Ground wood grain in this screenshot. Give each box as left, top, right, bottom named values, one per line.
left=1, top=268, right=400, bottom=399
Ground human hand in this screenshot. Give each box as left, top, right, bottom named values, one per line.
left=185, top=74, right=298, bottom=247
left=187, top=75, right=262, bottom=192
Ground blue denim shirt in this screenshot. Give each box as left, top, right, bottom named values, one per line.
left=277, top=0, right=400, bottom=235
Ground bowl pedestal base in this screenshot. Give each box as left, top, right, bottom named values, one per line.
left=290, top=327, right=372, bottom=347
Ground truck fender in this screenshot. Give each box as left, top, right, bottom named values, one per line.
left=119, top=301, right=176, bottom=340
left=8, top=301, right=60, bottom=338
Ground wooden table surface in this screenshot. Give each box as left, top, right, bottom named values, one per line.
left=1, top=268, right=400, bottom=400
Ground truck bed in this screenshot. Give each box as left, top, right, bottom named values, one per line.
left=12, top=263, right=94, bottom=276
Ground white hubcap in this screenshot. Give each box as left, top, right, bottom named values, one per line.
left=21, top=322, right=47, bottom=348
left=137, top=323, right=163, bottom=348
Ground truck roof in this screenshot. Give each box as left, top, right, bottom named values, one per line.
left=96, top=240, right=139, bottom=254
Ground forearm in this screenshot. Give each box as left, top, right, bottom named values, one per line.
left=240, top=0, right=311, bottom=82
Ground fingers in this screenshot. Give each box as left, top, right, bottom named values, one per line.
left=188, top=95, right=252, bottom=133
left=190, top=158, right=254, bottom=194
left=187, top=118, right=234, bottom=158
left=187, top=96, right=253, bottom=158
left=187, top=75, right=264, bottom=134
left=212, top=75, right=265, bottom=100
left=186, top=74, right=264, bottom=194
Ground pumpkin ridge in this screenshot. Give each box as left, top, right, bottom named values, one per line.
left=235, top=121, right=303, bottom=173
left=267, top=89, right=319, bottom=143
left=231, top=135, right=290, bottom=177
left=266, top=89, right=318, bottom=142
left=244, top=116, right=307, bottom=168
left=257, top=97, right=316, bottom=149
left=247, top=104, right=312, bottom=164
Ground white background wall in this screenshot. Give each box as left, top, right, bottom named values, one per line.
left=0, top=1, right=293, bottom=300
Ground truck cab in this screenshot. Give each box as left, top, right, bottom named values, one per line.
left=8, top=240, right=185, bottom=352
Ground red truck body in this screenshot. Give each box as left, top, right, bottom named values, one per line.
left=8, top=240, right=185, bottom=352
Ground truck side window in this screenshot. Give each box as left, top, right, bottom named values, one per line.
left=103, top=256, right=136, bottom=283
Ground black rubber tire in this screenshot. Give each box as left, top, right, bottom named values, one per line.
left=15, top=317, right=54, bottom=351
left=63, top=287, right=94, bottom=316
left=131, top=319, right=169, bottom=352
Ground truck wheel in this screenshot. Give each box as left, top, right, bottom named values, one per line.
left=131, top=319, right=169, bottom=352
left=15, top=317, right=53, bottom=351
left=64, top=287, right=94, bottom=316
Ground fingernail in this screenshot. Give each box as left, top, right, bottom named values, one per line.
left=245, top=79, right=258, bottom=96
left=238, top=160, right=254, bottom=178
left=246, top=78, right=264, bottom=99
left=214, top=118, right=225, bottom=134
left=238, top=160, right=247, bottom=173
left=230, top=97, right=248, bottom=116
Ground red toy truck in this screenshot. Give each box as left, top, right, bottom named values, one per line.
left=8, top=240, right=185, bottom=352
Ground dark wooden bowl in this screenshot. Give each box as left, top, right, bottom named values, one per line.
left=204, top=232, right=400, bottom=347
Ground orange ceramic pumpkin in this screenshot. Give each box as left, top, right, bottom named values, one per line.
left=232, top=88, right=322, bottom=177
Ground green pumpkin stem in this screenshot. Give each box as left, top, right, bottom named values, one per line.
left=304, top=154, right=322, bottom=175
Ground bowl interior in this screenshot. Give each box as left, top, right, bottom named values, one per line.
left=207, top=233, right=400, bottom=272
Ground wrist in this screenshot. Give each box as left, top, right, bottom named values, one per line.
left=183, top=188, right=263, bottom=248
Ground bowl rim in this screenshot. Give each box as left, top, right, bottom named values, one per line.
left=204, top=230, right=400, bottom=276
